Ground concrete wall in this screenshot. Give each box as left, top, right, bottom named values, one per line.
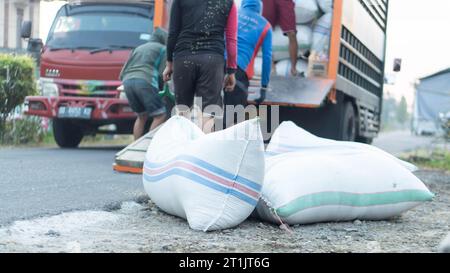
left=1, top=0, right=41, bottom=50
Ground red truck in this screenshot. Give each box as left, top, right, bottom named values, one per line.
left=23, top=0, right=163, bottom=148
left=25, top=0, right=390, bottom=152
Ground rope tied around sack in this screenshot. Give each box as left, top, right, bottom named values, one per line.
left=259, top=195, right=294, bottom=235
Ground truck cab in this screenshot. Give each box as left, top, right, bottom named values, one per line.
left=24, top=0, right=156, bottom=147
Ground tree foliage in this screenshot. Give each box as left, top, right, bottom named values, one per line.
left=0, top=54, right=38, bottom=141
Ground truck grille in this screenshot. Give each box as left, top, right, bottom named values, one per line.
left=61, top=84, right=120, bottom=98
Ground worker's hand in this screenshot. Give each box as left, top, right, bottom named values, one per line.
left=224, top=73, right=236, bottom=92
left=290, top=66, right=299, bottom=77
left=163, top=62, right=173, bottom=82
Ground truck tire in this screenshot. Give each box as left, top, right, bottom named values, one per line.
left=53, top=119, right=84, bottom=148
left=341, top=102, right=357, bottom=142
left=356, top=136, right=374, bottom=144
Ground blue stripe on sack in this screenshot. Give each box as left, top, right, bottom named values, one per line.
left=143, top=169, right=258, bottom=206
left=313, top=25, right=330, bottom=35
left=144, top=155, right=262, bottom=192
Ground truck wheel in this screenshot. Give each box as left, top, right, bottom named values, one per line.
left=356, top=136, right=373, bottom=144
left=341, top=102, right=357, bottom=142
left=53, top=119, right=84, bottom=148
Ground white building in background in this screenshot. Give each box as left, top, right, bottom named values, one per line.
left=0, top=0, right=41, bottom=52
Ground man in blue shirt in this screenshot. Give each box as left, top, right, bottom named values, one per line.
left=224, top=0, right=272, bottom=126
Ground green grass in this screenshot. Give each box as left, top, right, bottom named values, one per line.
left=42, top=132, right=56, bottom=145
left=80, top=135, right=133, bottom=147
left=400, top=149, right=450, bottom=172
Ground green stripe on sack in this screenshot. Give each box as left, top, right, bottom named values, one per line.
left=276, top=190, right=435, bottom=218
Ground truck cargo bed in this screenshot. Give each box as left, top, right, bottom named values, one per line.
left=248, top=76, right=335, bottom=108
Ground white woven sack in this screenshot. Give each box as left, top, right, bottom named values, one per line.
left=270, top=25, right=313, bottom=61
left=253, top=56, right=263, bottom=76
left=143, top=116, right=265, bottom=231
left=295, top=0, right=320, bottom=24
left=312, top=13, right=332, bottom=54
left=317, top=0, right=333, bottom=13
left=266, top=121, right=418, bottom=172
left=275, top=59, right=308, bottom=77
left=257, top=122, right=433, bottom=225
left=257, top=149, right=434, bottom=225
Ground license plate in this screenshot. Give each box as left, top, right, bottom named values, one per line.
left=58, top=107, right=92, bottom=119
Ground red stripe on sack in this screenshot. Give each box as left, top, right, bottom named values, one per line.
left=144, top=162, right=260, bottom=199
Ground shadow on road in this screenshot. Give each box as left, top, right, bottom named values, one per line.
left=76, top=145, right=127, bottom=151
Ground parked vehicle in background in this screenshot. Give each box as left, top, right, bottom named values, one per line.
left=23, top=0, right=162, bottom=148
left=25, top=0, right=389, bottom=148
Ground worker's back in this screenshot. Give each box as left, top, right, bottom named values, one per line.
left=168, top=0, right=235, bottom=58
left=237, top=0, right=272, bottom=85
left=120, top=28, right=168, bottom=90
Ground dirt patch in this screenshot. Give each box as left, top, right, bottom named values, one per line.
left=0, top=171, right=449, bottom=253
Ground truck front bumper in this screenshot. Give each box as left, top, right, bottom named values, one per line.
left=24, top=96, right=137, bottom=120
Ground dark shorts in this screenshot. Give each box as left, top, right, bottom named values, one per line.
left=262, top=0, right=297, bottom=34
left=224, top=67, right=249, bottom=127
left=173, top=54, right=225, bottom=115
left=123, top=78, right=166, bottom=117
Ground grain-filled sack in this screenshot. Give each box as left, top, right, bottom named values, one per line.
left=143, top=116, right=265, bottom=231
left=270, top=26, right=313, bottom=61
left=317, top=0, right=333, bottom=13
left=295, top=0, right=320, bottom=24
left=253, top=56, right=263, bottom=76
left=266, top=121, right=418, bottom=172
left=275, top=59, right=308, bottom=77
left=311, top=13, right=332, bottom=54
left=257, top=150, right=434, bottom=225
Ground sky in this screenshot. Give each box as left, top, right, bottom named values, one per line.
left=385, top=0, right=450, bottom=107
left=39, top=1, right=65, bottom=41
left=39, top=0, right=450, bottom=108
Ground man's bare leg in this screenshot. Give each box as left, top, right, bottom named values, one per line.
left=133, top=113, right=148, bottom=140
left=150, top=114, right=167, bottom=131
left=287, top=31, right=299, bottom=76
left=202, top=115, right=215, bottom=134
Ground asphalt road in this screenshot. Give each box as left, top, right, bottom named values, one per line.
left=0, top=131, right=437, bottom=227
left=0, top=146, right=144, bottom=226
left=373, top=131, right=436, bottom=155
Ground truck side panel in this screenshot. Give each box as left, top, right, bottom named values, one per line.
left=336, top=0, right=389, bottom=138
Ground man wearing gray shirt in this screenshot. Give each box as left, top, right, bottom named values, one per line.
left=120, top=28, right=168, bottom=139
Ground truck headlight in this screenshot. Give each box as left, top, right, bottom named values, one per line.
left=40, top=79, right=59, bottom=97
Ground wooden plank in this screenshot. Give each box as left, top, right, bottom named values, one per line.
left=114, top=125, right=163, bottom=173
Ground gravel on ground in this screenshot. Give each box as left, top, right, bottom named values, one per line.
left=0, top=170, right=449, bottom=253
